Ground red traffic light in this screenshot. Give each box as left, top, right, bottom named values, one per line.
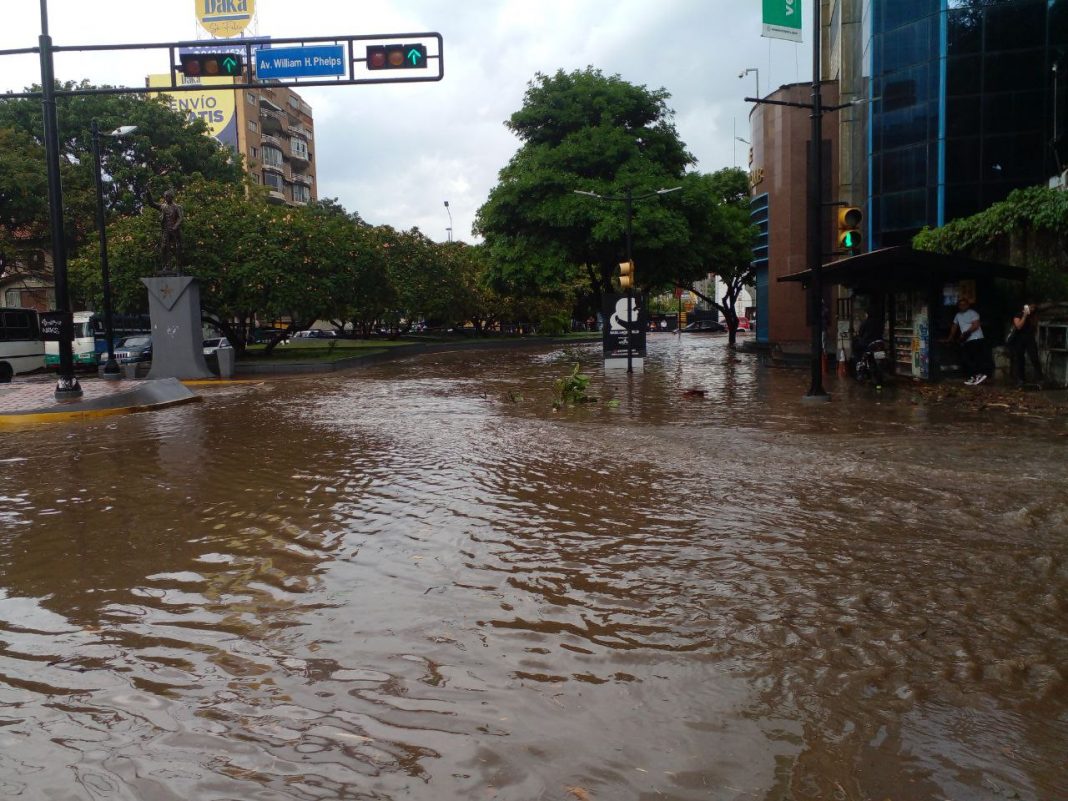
left=366, top=44, right=427, bottom=70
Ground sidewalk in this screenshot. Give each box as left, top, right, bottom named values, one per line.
left=0, top=375, right=200, bottom=424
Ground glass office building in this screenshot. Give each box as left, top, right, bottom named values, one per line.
left=866, top=0, right=1067, bottom=247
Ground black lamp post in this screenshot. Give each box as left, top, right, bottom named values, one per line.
left=573, top=186, right=681, bottom=373
left=91, top=119, right=137, bottom=379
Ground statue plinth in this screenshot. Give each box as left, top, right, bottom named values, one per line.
left=142, top=275, right=214, bottom=380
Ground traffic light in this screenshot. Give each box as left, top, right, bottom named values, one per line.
left=618, top=259, right=636, bottom=290
left=366, top=44, right=428, bottom=70
left=179, top=52, right=243, bottom=77
left=837, top=206, right=863, bottom=252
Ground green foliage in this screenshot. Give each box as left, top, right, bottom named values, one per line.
left=913, top=185, right=1068, bottom=301
left=476, top=68, right=755, bottom=314
left=0, top=84, right=243, bottom=274
left=552, top=363, right=595, bottom=409
left=913, top=186, right=1068, bottom=255
left=537, top=312, right=571, bottom=337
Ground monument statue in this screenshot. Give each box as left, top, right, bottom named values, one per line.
left=149, top=189, right=184, bottom=274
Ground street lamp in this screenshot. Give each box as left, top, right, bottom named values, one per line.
left=443, top=200, right=453, bottom=242
left=739, top=67, right=760, bottom=99
left=91, top=119, right=137, bottom=379
left=573, top=186, right=682, bottom=373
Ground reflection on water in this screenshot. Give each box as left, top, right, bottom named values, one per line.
left=0, top=336, right=1065, bottom=800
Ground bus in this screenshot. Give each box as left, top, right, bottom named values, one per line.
left=0, top=307, right=45, bottom=382
left=44, top=311, right=150, bottom=368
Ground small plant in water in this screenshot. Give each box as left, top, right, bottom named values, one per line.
left=552, top=363, right=596, bottom=409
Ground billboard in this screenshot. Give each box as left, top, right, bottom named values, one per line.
left=196, top=0, right=255, bottom=38
left=762, top=0, right=802, bottom=43
left=147, top=74, right=239, bottom=151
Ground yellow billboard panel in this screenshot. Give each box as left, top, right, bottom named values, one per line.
left=196, top=0, right=255, bottom=38
left=147, top=74, right=239, bottom=150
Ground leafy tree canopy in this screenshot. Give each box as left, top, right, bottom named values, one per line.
left=0, top=83, right=244, bottom=273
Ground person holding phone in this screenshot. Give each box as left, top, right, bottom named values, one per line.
left=1010, top=301, right=1043, bottom=387
left=946, top=297, right=987, bottom=385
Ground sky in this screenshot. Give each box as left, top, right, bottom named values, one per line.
left=0, top=1, right=816, bottom=244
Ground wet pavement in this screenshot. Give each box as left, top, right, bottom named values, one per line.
left=0, top=334, right=1065, bottom=800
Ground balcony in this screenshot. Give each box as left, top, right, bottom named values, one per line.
left=261, top=133, right=283, bottom=150
left=262, top=161, right=285, bottom=176
left=291, top=173, right=312, bottom=187
left=266, top=189, right=287, bottom=205
left=260, top=108, right=287, bottom=136
left=289, top=123, right=309, bottom=140
left=289, top=142, right=310, bottom=166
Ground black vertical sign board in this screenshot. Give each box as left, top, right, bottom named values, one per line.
left=39, top=311, right=70, bottom=342
left=602, top=292, right=647, bottom=361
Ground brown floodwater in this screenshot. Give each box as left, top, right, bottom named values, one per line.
left=0, top=335, right=1066, bottom=801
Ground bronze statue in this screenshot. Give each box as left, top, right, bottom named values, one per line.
left=151, top=189, right=184, bottom=274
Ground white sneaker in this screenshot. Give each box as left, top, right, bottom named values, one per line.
left=973, top=374, right=988, bottom=385
left=963, top=376, right=977, bottom=386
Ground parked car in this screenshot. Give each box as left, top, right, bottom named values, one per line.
left=681, top=320, right=726, bottom=333
left=203, top=337, right=231, bottom=356
left=114, top=335, right=152, bottom=363
left=292, top=329, right=338, bottom=339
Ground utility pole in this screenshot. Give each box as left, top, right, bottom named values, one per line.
left=745, top=0, right=855, bottom=402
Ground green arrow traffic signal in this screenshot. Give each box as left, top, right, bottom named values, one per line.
left=367, top=43, right=428, bottom=70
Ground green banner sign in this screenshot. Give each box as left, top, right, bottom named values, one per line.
left=762, top=0, right=802, bottom=43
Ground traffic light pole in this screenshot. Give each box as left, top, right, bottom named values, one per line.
left=744, top=0, right=860, bottom=403
left=805, top=0, right=828, bottom=401
left=625, top=188, right=634, bottom=374
left=39, top=0, right=81, bottom=400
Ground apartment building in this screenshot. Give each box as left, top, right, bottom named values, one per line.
left=149, top=74, right=318, bottom=206
left=236, top=84, right=318, bottom=206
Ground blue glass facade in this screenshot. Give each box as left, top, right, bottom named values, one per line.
left=867, top=0, right=1066, bottom=247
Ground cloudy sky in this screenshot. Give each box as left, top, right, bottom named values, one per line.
left=0, top=1, right=815, bottom=243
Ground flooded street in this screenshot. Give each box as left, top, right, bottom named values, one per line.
left=0, top=335, right=1066, bottom=800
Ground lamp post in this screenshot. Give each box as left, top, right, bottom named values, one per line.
left=443, top=200, right=453, bottom=242
left=91, top=120, right=137, bottom=379
left=573, top=186, right=681, bottom=373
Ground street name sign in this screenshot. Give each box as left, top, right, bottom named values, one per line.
left=256, top=45, right=346, bottom=79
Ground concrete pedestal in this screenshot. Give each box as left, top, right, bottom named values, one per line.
left=142, top=275, right=213, bottom=381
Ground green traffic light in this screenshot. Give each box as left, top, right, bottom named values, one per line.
left=222, top=55, right=239, bottom=74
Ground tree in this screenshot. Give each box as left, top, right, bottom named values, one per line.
left=0, top=83, right=244, bottom=283
left=674, top=168, right=757, bottom=345
left=475, top=68, right=701, bottom=303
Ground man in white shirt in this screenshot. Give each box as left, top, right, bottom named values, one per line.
left=948, top=297, right=987, bottom=385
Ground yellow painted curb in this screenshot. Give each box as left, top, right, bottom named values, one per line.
left=0, top=395, right=202, bottom=426
left=180, top=378, right=266, bottom=386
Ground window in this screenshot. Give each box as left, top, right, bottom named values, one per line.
left=4, top=290, right=20, bottom=308
left=0, top=309, right=34, bottom=341
left=248, top=146, right=258, bottom=160
left=290, top=138, right=308, bottom=160
left=247, top=93, right=258, bottom=105
left=251, top=172, right=261, bottom=184
left=248, top=120, right=258, bottom=133
left=263, top=172, right=284, bottom=191
left=293, top=184, right=311, bottom=203
left=262, top=146, right=284, bottom=167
